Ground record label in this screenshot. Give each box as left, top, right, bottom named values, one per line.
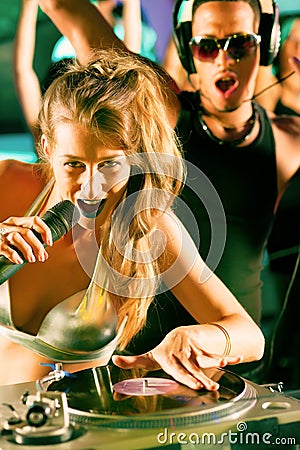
left=113, top=377, right=179, bottom=396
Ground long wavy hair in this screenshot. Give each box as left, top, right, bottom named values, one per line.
left=37, top=48, right=185, bottom=349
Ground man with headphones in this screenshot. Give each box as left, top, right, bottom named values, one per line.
left=38, top=0, right=300, bottom=383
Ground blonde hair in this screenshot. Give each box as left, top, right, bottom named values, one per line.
left=38, top=48, right=185, bottom=349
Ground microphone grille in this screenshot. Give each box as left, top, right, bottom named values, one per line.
left=42, top=200, right=80, bottom=238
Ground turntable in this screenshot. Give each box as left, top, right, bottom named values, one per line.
left=0, top=364, right=299, bottom=449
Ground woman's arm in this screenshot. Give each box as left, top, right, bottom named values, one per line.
left=121, top=0, right=142, bottom=54
left=38, top=0, right=127, bottom=63
left=161, top=211, right=264, bottom=358
left=113, top=211, right=265, bottom=390
left=13, top=0, right=41, bottom=144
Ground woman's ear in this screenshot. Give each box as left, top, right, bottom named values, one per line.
left=41, top=134, right=51, bottom=160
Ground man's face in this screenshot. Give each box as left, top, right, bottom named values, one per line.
left=191, top=1, right=260, bottom=112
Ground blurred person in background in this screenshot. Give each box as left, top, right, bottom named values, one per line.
left=255, top=12, right=300, bottom=114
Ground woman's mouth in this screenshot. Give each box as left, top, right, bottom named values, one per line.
left=77, top=198, right=107, bottom=218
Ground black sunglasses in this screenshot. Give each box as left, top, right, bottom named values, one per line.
left=189, top=33, right=261, bottom=62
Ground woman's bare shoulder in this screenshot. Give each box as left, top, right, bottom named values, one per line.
left=0, top=158, right=33, bottom=175
left=154, top=210, right=193, bottom=251
left=0, top=160, right=45, bottom=217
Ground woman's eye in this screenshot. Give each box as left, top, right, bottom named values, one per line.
left=100, top=160, right=120, bottom=169
left=64, top=161, right=84, bottom=168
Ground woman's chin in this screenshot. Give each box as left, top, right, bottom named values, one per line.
left=76, top=199, right=107, bottom=229
left=77, top=211, right=107, bottom=232
left=78, top=215, right=97, bottom=231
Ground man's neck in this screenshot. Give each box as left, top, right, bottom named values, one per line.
left=199, top=101, right=260, bottom=146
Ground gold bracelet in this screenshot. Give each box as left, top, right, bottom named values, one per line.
left=210, top=323, right=232, bottom=356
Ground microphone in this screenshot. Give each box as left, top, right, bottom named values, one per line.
left=0, top=200, right=80, bottom=285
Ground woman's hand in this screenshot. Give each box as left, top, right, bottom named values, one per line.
left=112, top=326, right=242, bottom=391
left=0, top=216, right=52, bottom=264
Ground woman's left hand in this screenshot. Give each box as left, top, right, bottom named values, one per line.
left=112, top=326, right=242, bottom=391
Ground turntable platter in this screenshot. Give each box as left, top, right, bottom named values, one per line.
left=47, top=366, right=257, bottom=428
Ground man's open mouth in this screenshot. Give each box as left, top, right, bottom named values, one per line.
left=215, top=75, right=238, bottom=96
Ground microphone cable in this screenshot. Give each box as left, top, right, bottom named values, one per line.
left=252, top=70, right=296, bottom=100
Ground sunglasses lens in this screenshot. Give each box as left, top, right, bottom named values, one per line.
left=227, top=34, right=258, bottom=60
left=190, top=34, right=259, bottom=62
left=190, top=38, right=219, bottom=61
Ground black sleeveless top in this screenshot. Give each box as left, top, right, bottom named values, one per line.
left=126, top=94, right=278, bottom=355
left=274, top=99, right=300, bottom=117
left=268, top=99, right=300, bottom=272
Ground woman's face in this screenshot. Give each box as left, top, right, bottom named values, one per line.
left=42, top=122, right=131, bottom=230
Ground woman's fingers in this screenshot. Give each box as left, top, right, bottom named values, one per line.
left=159, top=354, right=220, bottom=391
left=112, top=352, right=207, bottom=390
left=3, top=216, right=53, bottom=246
left=113, top=351, right=219, bottom=391
left=5, top=230, right=45, bottom=263
left=0, top=216, right=52, bottom=263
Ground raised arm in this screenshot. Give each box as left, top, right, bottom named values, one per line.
left=121, top=0, right=142, bottom=54
left=38, top=0, right=127, bottom=63
left=13, top=0, right=41, bottom=145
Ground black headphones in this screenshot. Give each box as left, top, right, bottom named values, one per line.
left=173, top=0, right=281, bottom=74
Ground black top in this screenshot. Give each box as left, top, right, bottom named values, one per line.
left=175, top=94, right=277, bottom=322
left=274, top=99, right=300, bottom=117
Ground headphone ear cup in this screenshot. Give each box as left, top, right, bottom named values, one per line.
left=173, top=22, right=197, bottom=74
left=258, top=1, right=280, bottom=66
left=173, top=0, right=197, bottom=74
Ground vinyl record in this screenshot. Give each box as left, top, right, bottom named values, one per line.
left=47, top=366, right=257, bottom=428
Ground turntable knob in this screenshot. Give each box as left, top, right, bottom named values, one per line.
left=26, top=402, right=51, bottom=427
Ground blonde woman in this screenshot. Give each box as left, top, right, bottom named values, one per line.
left=0, top=49, right=264, bottom=387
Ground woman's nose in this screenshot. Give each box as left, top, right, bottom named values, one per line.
left=80, top=171, right=104, bottom=199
